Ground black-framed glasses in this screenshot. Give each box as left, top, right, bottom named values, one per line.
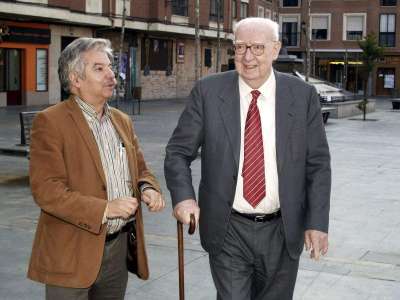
left=233, top=43, right=266, bottom=56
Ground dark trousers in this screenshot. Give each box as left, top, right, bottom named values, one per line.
left=46, top=232, right=128, bottom=300
left=209, top=213, right=299, bottom=300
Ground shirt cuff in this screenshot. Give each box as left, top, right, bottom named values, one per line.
left=102, top=204, right=108, bottom=224
left=140, top=183, right=155, bottom=193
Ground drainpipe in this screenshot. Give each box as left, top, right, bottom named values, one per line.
left=117, top=0, right=127, bottom=108
left=109, top=0, right=114, bottom=27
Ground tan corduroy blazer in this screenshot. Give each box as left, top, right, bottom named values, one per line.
left=27, top=97, right=160, bottom=288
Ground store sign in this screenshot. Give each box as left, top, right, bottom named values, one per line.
left=1, top=25, right=51, bottom=44
left=36, top=49, right=48, bottom=91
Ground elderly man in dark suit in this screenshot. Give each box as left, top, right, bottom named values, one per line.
left=164, top=18, right=331, bottom=299
left=28, top=37, right=165, bottom=300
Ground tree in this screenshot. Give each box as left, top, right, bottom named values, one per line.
left=357, top=33, right=384, bottom=120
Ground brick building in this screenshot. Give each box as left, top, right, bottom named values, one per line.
left=278, top=0, right=400, bottom=96
left=0, top=0, right=275, bottom=107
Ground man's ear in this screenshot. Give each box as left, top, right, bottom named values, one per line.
left=272, top=41, right=282, bottom=60
left=69, top=72, right=80, bottom=89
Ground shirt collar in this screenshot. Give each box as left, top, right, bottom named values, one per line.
left=74, top=96, right=111, bottom=121
left=238, top=70, right=275, bottom=102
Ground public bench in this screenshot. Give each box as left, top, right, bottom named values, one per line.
left=392, top=99, right=400, bottom=110
left=321, top=106, right=336, bottom=124
left=0, top=111, right=39, bottom=158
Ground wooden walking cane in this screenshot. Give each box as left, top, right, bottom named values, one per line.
left=178, top=213, right=196, bottom=300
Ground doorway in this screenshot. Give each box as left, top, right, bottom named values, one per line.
left=0, top=48, right=22, bottom=105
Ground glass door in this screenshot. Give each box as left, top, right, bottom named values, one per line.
left=6, top=49, right=22, bottom=105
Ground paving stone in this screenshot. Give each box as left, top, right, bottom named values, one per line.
left=1, top=99, right=400, bottom=299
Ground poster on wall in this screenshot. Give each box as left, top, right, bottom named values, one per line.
left=384, top=74, right=395, bottom=89
left=177, top=42, right=184, bottom=63
left=36, top=49, right=48, bottom=91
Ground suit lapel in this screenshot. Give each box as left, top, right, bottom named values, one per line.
left=66, top=98, right=107, bottom=187
left=217, top=72, right=241, bottom=171
left=275, top=71, right=295, bottom=172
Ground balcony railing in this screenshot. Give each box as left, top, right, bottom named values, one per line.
left=346, top=31, right=363, bottom=41
left=379, top=32, right=396, bottom=47
left=281, top=32, right=299, bottom=47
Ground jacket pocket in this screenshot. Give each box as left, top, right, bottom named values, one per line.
left=37, top=220, right=78, bottom=274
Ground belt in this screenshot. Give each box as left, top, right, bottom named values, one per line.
left=232, top=209, right=281, bottom=223
left=105, top=222, right=132, bottom=243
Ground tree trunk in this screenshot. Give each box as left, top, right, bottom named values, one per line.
left=363, top=78, right=368, bottom=121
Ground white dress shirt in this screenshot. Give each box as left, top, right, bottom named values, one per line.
left=232, top=72, right=280, bottom=214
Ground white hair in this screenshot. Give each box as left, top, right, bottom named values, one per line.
left=233, top=17, right=280, bottom=42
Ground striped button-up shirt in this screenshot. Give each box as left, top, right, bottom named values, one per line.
left=75, top=97, right=133, bottom=234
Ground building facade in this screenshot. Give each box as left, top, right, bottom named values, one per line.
left=0, top=0, right=275, bottom=107
left=278, top=0, right=400, bottom=96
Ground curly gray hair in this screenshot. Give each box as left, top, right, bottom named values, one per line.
left=58, top=37, right=113, bottom=93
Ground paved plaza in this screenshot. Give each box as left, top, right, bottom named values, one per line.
left=0, top=98, right=399, bottom=299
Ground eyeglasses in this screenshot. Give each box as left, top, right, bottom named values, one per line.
left=233, top=42, right=275, bottom=56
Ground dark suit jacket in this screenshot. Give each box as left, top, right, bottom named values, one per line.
left=28, top=97, right=160, bottom=288
left=165, top=70, right=331, bottom=259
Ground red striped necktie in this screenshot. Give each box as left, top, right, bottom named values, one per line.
left=242, top=90, right=266, bottom=208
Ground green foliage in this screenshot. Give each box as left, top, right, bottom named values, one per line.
left=358, top=33, right=384, bottom=74
left=357, top=99, right=368, bottom=111
left=357, top=33, right=384, bottom=120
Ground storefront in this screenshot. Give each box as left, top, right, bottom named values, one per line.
left=375, top=56, right=400, bottom=96
left=313, top=52, right=364, bottom=94
left=0, top=21, right=50, bottom=107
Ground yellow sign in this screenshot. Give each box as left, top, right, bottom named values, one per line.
left=329, top=61, right=363, bottom=65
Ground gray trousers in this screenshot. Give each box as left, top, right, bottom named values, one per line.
left=209, top=213, right=300, bottom=300
left=46, top=232, right=128, bottom=300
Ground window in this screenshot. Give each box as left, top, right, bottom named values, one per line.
left=311, top=15, right=330, bottom=40
left=141, top=38, right=173, bottom=71
left=36, top=49, right=48, bottom=91
left=172, top=0, right=188, bottom=16
left=115, top=0, right=130, bottom=16
left=258, top=6, right=265, bottom=18
left=0, top=49, right=21, bottom=93
left=281, top=0, right=300, bottom=7
left=232, top=0, right=237, bottom=18
left=344, top=14, right=366, bottom=41
left=380, top=0, right=396, bottom=6
left=281, top=15, right=299, bottom=46
left=210, top=0, right=224, bottom=21
left=205, top=48, right=212, bottom=67
left=265, top=9, right=271, bottom=19
left=380, top=14, right=396, bottom=47
left=240, top=3, right=248, bottom=19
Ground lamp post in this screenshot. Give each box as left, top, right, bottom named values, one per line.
left=117, top=0, right=127, bottom=108
left=195, top=0, right=201, bottom=81
left=216, top=0, right=221, bottom=73
left=305, top=0, right=311, bottom=82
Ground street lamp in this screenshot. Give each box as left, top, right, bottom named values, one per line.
left=306, top=0, right=311, bottom=82
left=301, top=0, right=311, bottom=82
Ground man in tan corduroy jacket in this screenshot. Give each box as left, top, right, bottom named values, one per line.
left=27, top=37, right=165, bottom=300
